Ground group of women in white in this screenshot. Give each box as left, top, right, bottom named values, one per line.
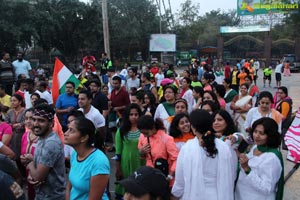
left=170, top=108, right=283, bottom=200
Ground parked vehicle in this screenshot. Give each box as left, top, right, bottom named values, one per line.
left=282, top=54, right=300, bottom=72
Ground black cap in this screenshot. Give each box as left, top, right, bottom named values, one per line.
left=118, top=166, right=169, bottom=197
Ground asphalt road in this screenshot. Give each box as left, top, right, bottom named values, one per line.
left=106, top=69, right=300, bottom=200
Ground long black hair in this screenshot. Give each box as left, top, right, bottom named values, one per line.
left=190, top=109, right=218, bottom=158
left=72, top=117, right=95, bottom=147
left=251, top=117, right=281, bottom=148
left=169, top=113, right=190, bottom=139
left=137, top=115, right=165, bottom=131
left=213, top=110, right=236, bottom=136
left=120, top=103, right=142, bottom=140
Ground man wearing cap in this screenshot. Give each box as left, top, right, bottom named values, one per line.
left=22, top=104, right=66, bottom=200
left=118, top=166, right=170, bottom=200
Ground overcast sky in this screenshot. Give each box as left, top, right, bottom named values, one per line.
left=171, top=0, right=237, bottom=15
left=80, top=0, right=237, bottom=16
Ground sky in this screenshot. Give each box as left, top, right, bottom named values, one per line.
left=170, top=0, right=237, bottom=15
left=80, top=0, right=237, bottom=16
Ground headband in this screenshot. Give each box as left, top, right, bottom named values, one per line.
left=33, top=109, right=54, bottom=121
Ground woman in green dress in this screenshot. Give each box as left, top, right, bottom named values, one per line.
left=115, top=103, right=144, bottom=199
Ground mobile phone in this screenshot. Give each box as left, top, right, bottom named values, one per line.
left=238, top=139, right=249, bottom=153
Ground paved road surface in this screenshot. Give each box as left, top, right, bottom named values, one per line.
left=107, top=69, right=300, bottom=199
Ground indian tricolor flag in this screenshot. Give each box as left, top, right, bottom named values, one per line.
left=52, top=58, right=80, bottom=104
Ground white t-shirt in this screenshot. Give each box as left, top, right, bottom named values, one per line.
left=37, top=68, right=45, bottom=75
left=0, top=141, right=3, bottom=148
left=24, top=91, right=33, bottom=109
left=275, top=63, right=283, bottom=73
left=78, top=106, right=105, bottom=128
left=126, top=77, right=140, bottom=91
left=36, top=90, right=53, bottom=104
left=155, top=73, right=164, bottom=87
left=119, top=68, right=128, bottom=78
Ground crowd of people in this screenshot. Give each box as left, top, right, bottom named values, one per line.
left=0, top=52, right=294, bottom=200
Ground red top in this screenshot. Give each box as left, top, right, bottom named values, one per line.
left=82, top=56, right=96, bottom=72
left=111, top=87, right=130, bottom=115
left=224, top=65, right=231, bottom=79
left=150, top=67, right=159, bottom=77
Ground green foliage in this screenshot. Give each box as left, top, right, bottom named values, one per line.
left=1, top=0, right=299, bottom=61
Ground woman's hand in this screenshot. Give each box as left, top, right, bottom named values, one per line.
left=239, top=153, right=250, bottom=172
left=139, top=143, right=151, bottom=156
left=20, top=154, right=33, bottom=166
left=227, top=134, right=237, bottom=145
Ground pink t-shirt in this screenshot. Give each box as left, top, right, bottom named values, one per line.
left=0, top=122, right=12, bottom=141
left=219, top=98, right=226, bottom=109
left=138, top=130, right=178, bottom=173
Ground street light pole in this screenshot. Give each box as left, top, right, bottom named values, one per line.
left=102, top=0, right=110, bottom=58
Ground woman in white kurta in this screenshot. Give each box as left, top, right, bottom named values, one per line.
left=244, top=91, right=282, bottom=134
left=180, top=77, right=194, bottom=114
left=154, top=85, right=177, bottom=133
left=235, top=117, right=284, bottom=200
left=171, top=110, right=234, bottom=200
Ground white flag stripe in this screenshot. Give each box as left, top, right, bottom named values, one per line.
left=285, top=111, right=300, bottom=163
left=57, top=66, right=72, bottom=88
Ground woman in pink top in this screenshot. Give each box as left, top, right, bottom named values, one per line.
left=0, top=116, right=13, bottom=146
left=137, top=115, right=178, bottom=184
left=20, top=108, right=38, bottom=200
left=214, top=84, right=226, bottom=110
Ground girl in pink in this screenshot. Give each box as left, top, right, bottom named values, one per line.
left=0, top=116, right=13, bottom=146
left=20, top=108, right=38, bottom=200
left=137, top=115, right=178, bottom=186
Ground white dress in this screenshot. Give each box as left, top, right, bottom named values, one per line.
left=244, top=107, right=282, bottom=133
left=172, top=138, right=234, bottom=200
left=235, top=145, right=282, bottom=200
left=154, top=103, right=172, bottom=133
left=182, top=89, right=194, bottom=114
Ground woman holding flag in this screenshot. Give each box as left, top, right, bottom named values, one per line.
left=235, top=117, right=284, bottom=200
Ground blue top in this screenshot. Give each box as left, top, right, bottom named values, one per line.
left=55, top=93, right=78, bottom=126
left=69, top=149, right=110, bottom=200
left=12, top=59, right=32, bottom=78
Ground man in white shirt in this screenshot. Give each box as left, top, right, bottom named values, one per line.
left=12, top=52, right=32, bottom=79
left=119, top=62, right=129, bottom=79
left=126, top=67, right=140, bottom=92
left=78, top=90, right=106, bottom=150
left=36, top=81, right=53, bottom=106
left=24, top=78, right=35, bottom=108
left=274, top=60, right=283, bottom=88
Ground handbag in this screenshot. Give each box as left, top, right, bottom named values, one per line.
left=154, top=158, right=169, bottom=176
left=147, top=137, right=169, bottom=176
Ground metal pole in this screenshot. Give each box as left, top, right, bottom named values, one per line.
left=284, top=163, right=300, bottom=184
left=102, top=0, right=110, bottom=58
left=159, top=0, right=163, bottom=63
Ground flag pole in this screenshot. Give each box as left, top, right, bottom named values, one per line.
left=284, top=162, right=300, bottom=184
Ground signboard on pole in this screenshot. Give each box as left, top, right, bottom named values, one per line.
left=220, top=25, right=270, bottom=34
left=237, top=0, right=299, bottom=16
left=149, top=34, right=176, bottom=52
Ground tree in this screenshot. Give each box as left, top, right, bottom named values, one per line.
left=108, top=0, right=162, bottom=61
left=0, top=0, right=36, bottom=53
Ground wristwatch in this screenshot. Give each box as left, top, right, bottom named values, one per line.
left=167, top=175, right=174, bottom=180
